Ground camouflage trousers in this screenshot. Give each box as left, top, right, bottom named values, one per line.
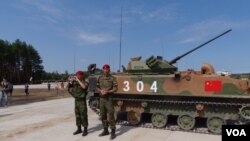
left=75, top=99, right=88, bottom=127
left=100, top=97, right=116, bottom=129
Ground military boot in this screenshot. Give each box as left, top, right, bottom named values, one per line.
left=73, top=126, right=82, bottom=135
left=110, top=129, right=116, bottom=140
left=99, top=128, right=109, bottom=136
left=82, top=127, right=88, bottom=136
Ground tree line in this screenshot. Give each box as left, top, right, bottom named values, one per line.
left=0, top=39, right=71, bottom=84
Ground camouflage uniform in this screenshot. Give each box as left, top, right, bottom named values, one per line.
left=68, top=80, right=89, bottom=128
left=97, top=74, right=118, bottom=130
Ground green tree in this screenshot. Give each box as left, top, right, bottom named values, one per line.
left=0, top=39, right=44, bottom=84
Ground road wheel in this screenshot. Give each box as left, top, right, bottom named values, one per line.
left=151, top=113, right=167, bottom=128
left=177, top=114, right=195, bottom=130
left=207, top=116, right=225, bottom=134
left=239, top=106, right=250, bottom=120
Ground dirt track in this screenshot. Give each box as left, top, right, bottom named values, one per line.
left=0, top=88, right=221, bottom=141
left=8, top=88, right=70, bottom=106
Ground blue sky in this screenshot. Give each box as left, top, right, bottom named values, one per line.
left=1, top=0, right=250, bottom=73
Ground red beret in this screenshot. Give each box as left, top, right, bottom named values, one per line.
left=76, top=70, right=84, bottom=76
left=102, top=64, right=110, bottom=69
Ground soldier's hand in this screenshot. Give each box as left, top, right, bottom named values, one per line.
left=100, top=89, right=107, bottom=95
left=100, top=90, right=104, bottom=95
left=75, top=77, right=79, bottom=81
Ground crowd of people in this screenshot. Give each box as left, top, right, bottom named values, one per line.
left=0, top=78, right=68, bottom=108
left=0, top=78, right=30, bottom=107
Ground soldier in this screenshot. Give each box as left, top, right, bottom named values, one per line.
left=68, top=71, right=89, bottom=136
left=96, top=64, right=118, bottom=140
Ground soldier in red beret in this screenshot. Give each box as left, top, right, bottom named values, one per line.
left=102, top=64, right=110, bottom=70
left=68, top=70, right=89, bottom=137
left=97, top=64, right=118, bottom=140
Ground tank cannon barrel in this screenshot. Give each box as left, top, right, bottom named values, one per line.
left=169, top=29, right=232, bottom=65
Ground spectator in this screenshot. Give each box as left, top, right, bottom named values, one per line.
left=29, top=76, right=33, bottom=84
left=0, top=86, right=4, bottom=107
left=1, top=78, right=9, bottom=107
left=60, top=82, right=64, bottom=89
left=47, top=81, right=51, bottom=91
left=8, top=82, right=13, bottom=97
left=55, top=83, right=60, bottom=95
left=25, top=82, right=29, bottom=96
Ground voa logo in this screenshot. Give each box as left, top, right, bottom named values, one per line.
left=226, top=129, right=246, bottom=136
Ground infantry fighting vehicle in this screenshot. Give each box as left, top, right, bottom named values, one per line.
left=87, top=29, right=250, bottom=134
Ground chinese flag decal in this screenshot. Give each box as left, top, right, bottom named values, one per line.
left=204, top=80, right=222, bottom=92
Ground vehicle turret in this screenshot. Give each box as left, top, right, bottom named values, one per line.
left=125, top=29, right=232, bottom=74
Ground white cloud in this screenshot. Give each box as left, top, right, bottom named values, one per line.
left=42, top=15, right=58, bottom=24
left=21, top=0, right=61, bottom=17
left=17, top=0, right=62, bottom=24
left=78, top=32, right=117, bottom=44
left=143, top=7, right=177, bottom=21
left=126, top=4, right=179, bottom=22
left=177, top=19, right=250, bottom=44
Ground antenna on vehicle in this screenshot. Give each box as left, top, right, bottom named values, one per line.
left=73, top=46, right=76, bottom=73
left=118, top=6, right=123, bottom=72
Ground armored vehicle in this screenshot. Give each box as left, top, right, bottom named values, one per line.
left=88, top=29, right=250, bottom=134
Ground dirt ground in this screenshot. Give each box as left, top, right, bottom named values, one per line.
left=0, top=86, right=220, bottom=141
left=0, top=96, right=220, bottom=141
left=8, top=88, right=71, bottom=106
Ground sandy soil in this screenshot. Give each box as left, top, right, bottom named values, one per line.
left=0, top=86, right=221, bottom=141
left=8, top=88, right=70, bottom=106
left=0, top=98, right=220, bottom=141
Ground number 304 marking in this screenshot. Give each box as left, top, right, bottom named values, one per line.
left=123, top=81, right=130, bottom=91
left=123, top=81, right=157, bottom=93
